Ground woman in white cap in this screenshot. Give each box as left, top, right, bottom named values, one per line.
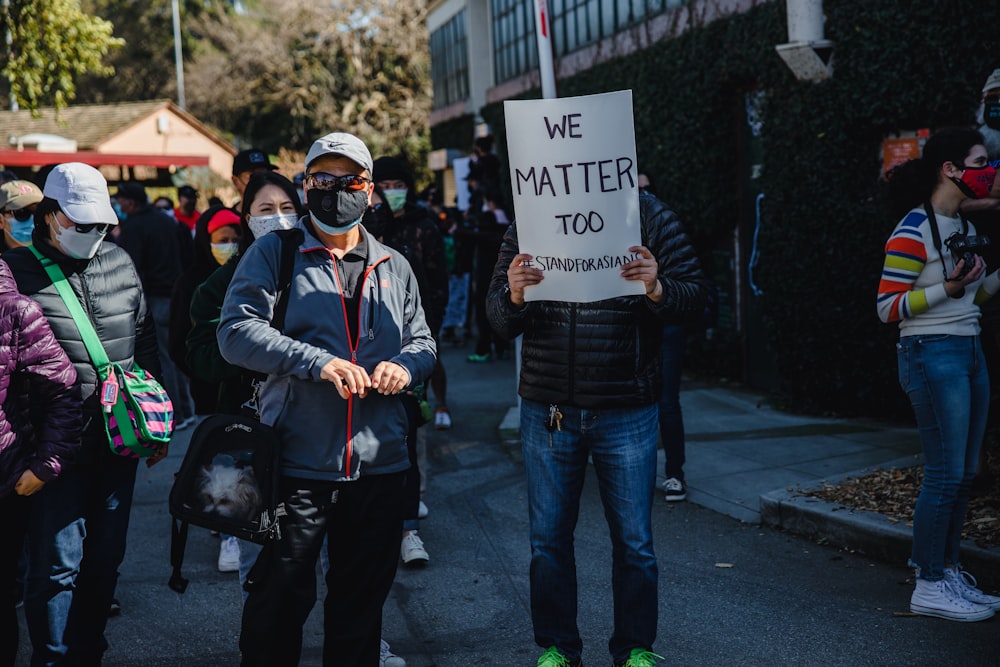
left=3, top=162, right=166, bottom=665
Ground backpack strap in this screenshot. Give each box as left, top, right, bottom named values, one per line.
left=272, top=228, right=304, bottom=331
left=168, top=514, right=190, bottom=594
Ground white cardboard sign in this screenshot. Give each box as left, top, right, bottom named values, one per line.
left=504, top=90, right=643, bottom=303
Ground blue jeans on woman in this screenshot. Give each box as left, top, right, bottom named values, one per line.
left=520, top=399, right=659, bottom=663
left=24, top=453, right=138, bottom=666
left=897, top=334, right=989, bottom=581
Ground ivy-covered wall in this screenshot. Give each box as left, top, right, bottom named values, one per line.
left=471, top=0, right=1000, bottom=419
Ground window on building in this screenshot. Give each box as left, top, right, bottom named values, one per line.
left=551, top=0, right=686, bottom=57
left=492, top=0, right=538, bottom=83
left=491, top=1, right=687, bottom=83
left=430, top=10, right=470, bottom=109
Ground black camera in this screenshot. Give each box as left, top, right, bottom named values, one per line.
left=945, top=233, right=991, bottom=277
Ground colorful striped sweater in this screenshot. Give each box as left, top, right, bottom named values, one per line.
left=877, top=207, right=1000, bottom=336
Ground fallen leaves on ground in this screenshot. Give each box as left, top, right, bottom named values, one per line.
left=800, top=450, right=1000, bottom=550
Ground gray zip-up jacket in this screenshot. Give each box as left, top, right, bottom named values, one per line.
left=218, top=222, right=436, bottom=481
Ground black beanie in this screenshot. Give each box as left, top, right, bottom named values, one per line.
left=372, top=156, right=415, bottom=194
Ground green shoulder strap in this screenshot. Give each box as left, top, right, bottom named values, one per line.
left=28, top=245, right=110, bottom=372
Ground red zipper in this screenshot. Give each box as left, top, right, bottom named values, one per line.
left=328, top=250, right=391, bottom=477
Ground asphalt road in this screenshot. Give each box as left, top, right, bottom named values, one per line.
left=15, top=340, right=998, bottom=666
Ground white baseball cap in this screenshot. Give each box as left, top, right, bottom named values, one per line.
left=43, top=162, right=118, bottom=225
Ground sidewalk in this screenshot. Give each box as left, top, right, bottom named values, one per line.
left=504, top=377, right=1000, bottom=585
left=673, top=381, right=1000, bottom=586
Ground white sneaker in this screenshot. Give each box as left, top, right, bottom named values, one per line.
left=400, top=531, right=429, bottom=566
left=910, top=577, right=994, bottom=621
left=217, top=536, right=240, bottom=573
left=380, top=638, right=407, bottom=667
left=417, top=500, right=429, bottom=519
left=434, top=408, right=452, bottom=430
left=661, top=477, right=687, bottom=502
left=944, top=568, right=1000, bottom=610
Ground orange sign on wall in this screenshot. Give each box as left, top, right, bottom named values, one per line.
left=882, top=137, right=921, bottom=176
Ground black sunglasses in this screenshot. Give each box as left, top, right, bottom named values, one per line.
left=4, top=206, right=36, bottom=222
left=73, top=223, right=110, bottom=234
left=305, top=173, right=370, bottom=192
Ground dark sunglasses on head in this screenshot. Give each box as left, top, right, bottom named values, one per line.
left=305, top=172, right=370, bottom=192
left=73, top=223, right=110, bottom=234
left=4, top=207, right=36, bottom=222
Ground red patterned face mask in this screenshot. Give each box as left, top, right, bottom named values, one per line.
left=961, top=164, right=998, bottom=198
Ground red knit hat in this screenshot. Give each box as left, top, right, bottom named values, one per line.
left=206, top=209, right=241, bottom=235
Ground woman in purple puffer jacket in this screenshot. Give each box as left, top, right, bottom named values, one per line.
left=0, top=257, right=80, bottom=667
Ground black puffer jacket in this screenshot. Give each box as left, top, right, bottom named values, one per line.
left=4, top=240, right=161, bottom=461
left=487, top=192, right=709, bottom=409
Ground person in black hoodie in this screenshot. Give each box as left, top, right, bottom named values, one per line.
left=4, top=162, right=163, bottom=666
left=371, top=157, right=449, bottom=567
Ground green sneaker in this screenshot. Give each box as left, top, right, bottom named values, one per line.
left=616, top=648, right=664, bottom=667
left=466, top=352, right=491, bottom=363
left=536, top=645, right=581, bottom=667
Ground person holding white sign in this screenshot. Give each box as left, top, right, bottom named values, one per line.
left=487, top=187, right=709, bottom=667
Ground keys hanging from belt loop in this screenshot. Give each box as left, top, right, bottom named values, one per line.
left=547, top=404, right=563, bottom=432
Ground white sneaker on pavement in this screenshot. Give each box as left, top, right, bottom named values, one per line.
left=380, top=638, right=406, bottom=667
left=943, top=568, right=1000, bottom=610
left=217, top=535, right=240, bottom=573
left=400, top=531, right=429, bottom=566
left=434, top=407, right=452, bottom=430
left=661, top=477, right=687, bottom=502
left=910, top=577, right=994, bottom=621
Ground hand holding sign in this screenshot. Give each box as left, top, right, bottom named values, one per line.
left=507, top=254, right=545, bottom=306
left=622, top=246, right=663, bottom=302
left=504, top=90, right=644, bottom=303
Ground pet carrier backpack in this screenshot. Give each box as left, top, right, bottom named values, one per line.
left=167, top=229, right=302, bottom=593
left=168, top=414, right=282, bottom=592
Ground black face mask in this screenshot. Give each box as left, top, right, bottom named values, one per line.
left=361, top=203, right=395, bottom=239
left=985, top=102, right=1000, bottom=131
left=306, top=188, right=369, bottom=230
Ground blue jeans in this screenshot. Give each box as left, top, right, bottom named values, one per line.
left=897, top=334, right=988, bottom=581
left=24, top=455, right=138, bottom=666
left=658, top=324, right=686, bottom=480
left=520, top=399, right=659, bottom=663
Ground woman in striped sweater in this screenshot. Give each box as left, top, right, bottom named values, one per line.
left=878, top=127, right=1000, bottom=622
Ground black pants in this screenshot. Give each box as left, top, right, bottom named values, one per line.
left=0, top=493, right=29, bottom=667
left=240, top=472, right=406, bottom=667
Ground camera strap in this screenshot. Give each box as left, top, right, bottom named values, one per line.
left=923, top=202, right=968, bottom=281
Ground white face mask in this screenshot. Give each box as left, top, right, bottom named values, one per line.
left=51, top=219, right=106, bottom=259
left=211, top=242, right=239, bottom=265
left=247, top=212, right=298, bottom=239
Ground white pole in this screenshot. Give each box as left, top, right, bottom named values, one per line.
left=2, top=0, right=16, bottom=110
left=534, top=0, right=557, bottom=99
left=171, top=0, right=186, bottom=109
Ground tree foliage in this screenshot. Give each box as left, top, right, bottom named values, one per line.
left=183, top=0, right=431, bottom=160
left=0, top=0, right=123, bottom=111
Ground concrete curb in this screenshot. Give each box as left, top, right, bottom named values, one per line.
left=760, top=458, right=1000, bottom=589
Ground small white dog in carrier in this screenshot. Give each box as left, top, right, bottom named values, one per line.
left=195, top=457, right=263, bottom=521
